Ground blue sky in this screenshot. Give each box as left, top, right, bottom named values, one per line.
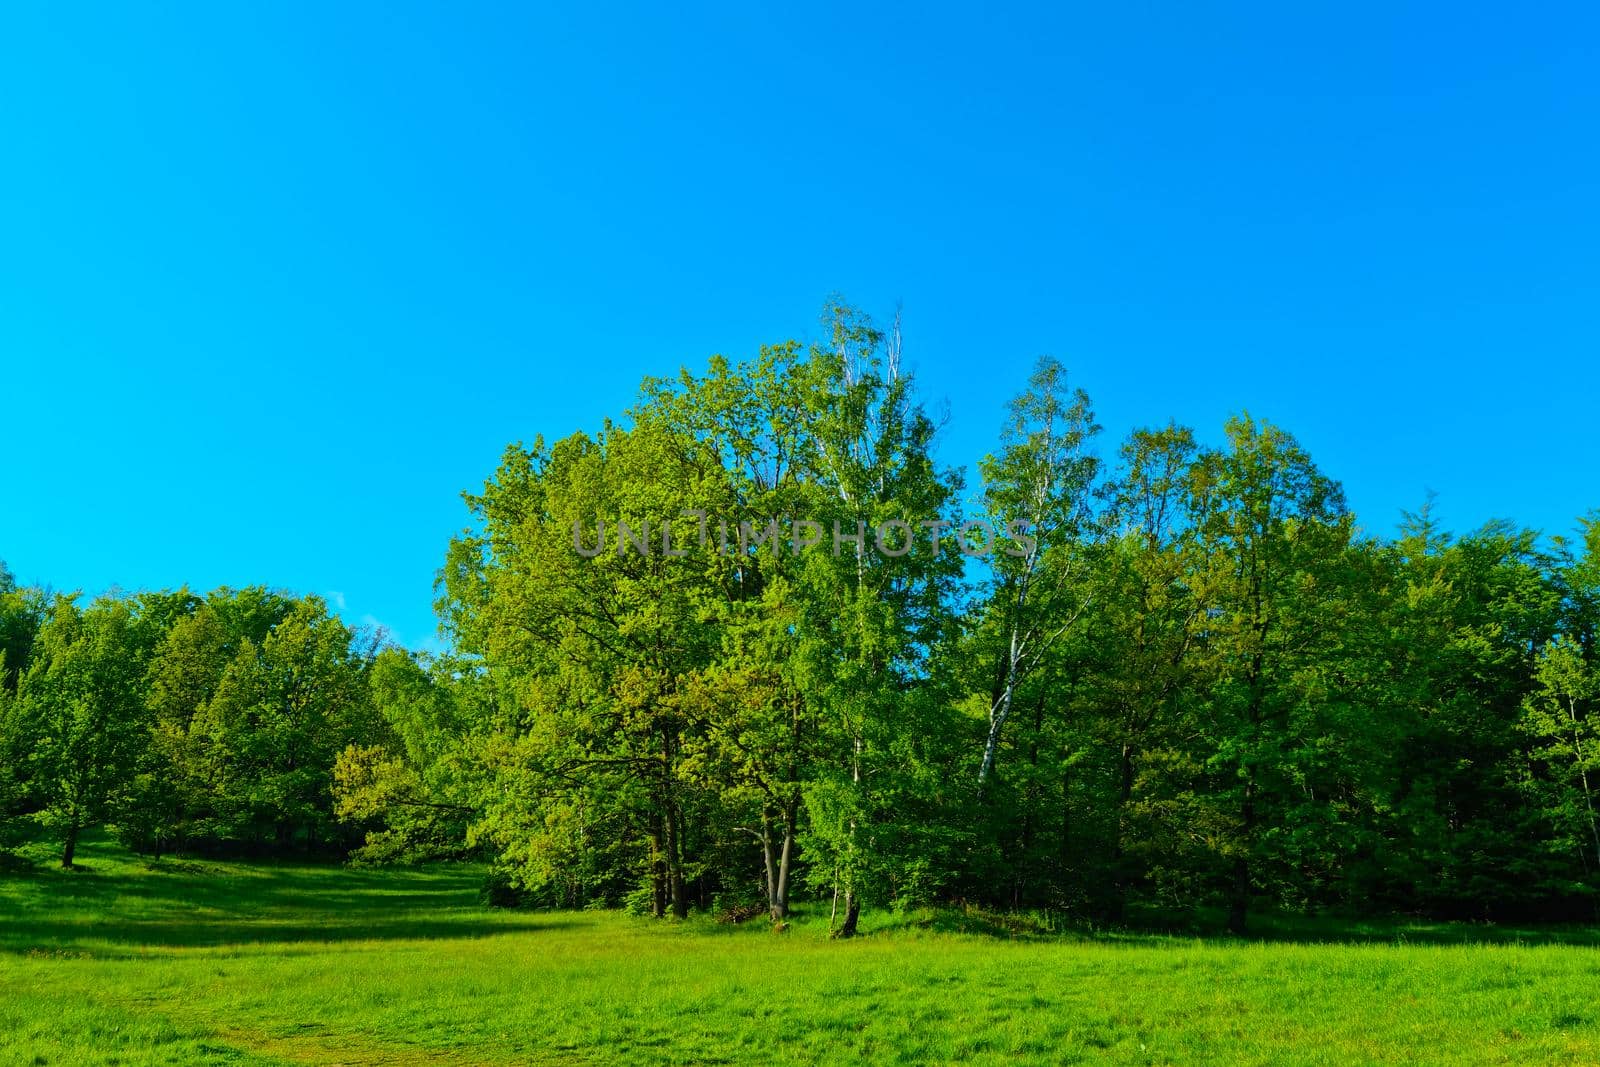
left=2, top=3, right=1596, bottom=650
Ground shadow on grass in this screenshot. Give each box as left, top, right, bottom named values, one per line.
left=9, top=834, right=1600, bottom=955
left=1, top=916, right=576, bottom=956
left=900, top=904, right=1600, bottom=948
left=1140, top=908, right=1600, bottom=948
left=0, top=834, right=569, bottom=957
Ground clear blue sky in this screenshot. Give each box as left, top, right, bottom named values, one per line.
left=3, top=4, right=1596, bottom=650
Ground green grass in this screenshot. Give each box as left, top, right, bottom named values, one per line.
left=4, top=836, right=1600, bottom=1064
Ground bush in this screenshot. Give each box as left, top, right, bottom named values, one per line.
left=622, top=883, right=657, bottom=917
left=479, top=867, right=530, bottom=908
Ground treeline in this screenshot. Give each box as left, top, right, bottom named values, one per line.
left=427, top=303, right=1598, bottom=931
left=0, top=581, right=411, bottom=863
left=4, top=302, right=1597, bottom=934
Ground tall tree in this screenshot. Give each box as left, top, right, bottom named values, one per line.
left=1521, top=636, right=1600, bottom=873
left=974, top=356, right=1102, bottom=787
left=445, top=422, right=735, bottom=916
left=1186, top=416, right=1351, bottom=932
left=20, top=597, right=150, bottom=866
left=791, top=301, right=964, bottom=936
left=121, top=601, right=231, bottom=855
left=1090, top=423, right=1209, bottom=915
left=193, top=596, right=377, bottom=850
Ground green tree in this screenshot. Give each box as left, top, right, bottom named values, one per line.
left=193, top=596, right=377, bottom=851
left=1375, top=516, right=1563, bottom=916
left=116, top=600, right=229, bottom=855
left=444, top=421, right=735, bottom=915
left=0, top=576, right=48, bottom=848
left=974, top=356, right=1102, bottom=788
left=333, top=648, right=479, bottom=863
left=0, top=575, right=46, bottom=695
left=1521, top=637, right=1600, bottom=874
left=788, top=302, right=964, bottom=935
left=1184, top=415, right=1352, bottom=932
left=1087, top=423, right=1210, bottom=916
left=19, top=596, right=151, bottom=866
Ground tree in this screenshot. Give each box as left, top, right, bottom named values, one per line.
left=1518, top=517, right=1600, bottom=888
left=676, top=583, right=814, bottom=922
left=193, top=596, right=378, bottom=851
left=974, top=356, right=1102, bottom=787
left=333, top=648, right=479, bottom=863
left=1375, top=516, right=1563, bottom=916
left=116, top=600, right=228, bottom=856
left=1521, top=637, right=1600, bottom=873
left=1184, top=415, right=1352, bottom=932
left=19, top=596, right=150, bottom=866
left=789, top=301, right=964, bottom=936
left=443, top=421, right=736, bottom=916
left=438, top=299, right=965, bottom=932
left=1088, top=423, right=1209, bottom=916
left=0, top=577, right=46, bottom=694
left=0, top=576, right=48, bottom=848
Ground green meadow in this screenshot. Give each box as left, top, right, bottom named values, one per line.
left=1, top=835, right=1598, bottom=1065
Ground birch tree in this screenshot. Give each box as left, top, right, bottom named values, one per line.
left=975, top=356, right=1102, bottom=786
left=1522, top=638, right=1600, bottom=871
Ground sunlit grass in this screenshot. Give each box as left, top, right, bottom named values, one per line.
left=3, top=835, right=1600, bottom=1064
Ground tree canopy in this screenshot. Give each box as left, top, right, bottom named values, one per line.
left=3, top=302, right=1596, bottom=933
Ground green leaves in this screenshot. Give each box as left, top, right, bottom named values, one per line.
left=18, top=597, right=149, bottom=862
left=2, top=302, right=1594, bottom=930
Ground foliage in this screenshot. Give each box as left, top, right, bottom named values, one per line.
left=1, top=299, right=1594, bottom=932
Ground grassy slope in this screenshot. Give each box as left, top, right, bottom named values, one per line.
left=3, top=837, right=1600, bottom=1065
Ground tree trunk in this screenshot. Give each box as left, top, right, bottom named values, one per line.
left=670, top=870, right=688, bottom=918
left=834, top=736, right=864, bottom=938
left=1227, top=859, right=1250, bottom=934
left=759, top=812, right=777, bottom=910
left=978, top=641, right=1020, bottom=786
left=772, top=810, right=794, bottom=922
left=836, top=891, right=861, bottom=938
left=1111, top=738, right=1135, bottom=921
left=1059, top=762, right=1072, bottom=870
left=1568, top=698, right=1600, bottom=872
left=1228, top=777, right=1255, bottom=935
left=649, top=823, right=667, bottom=919
left=666, top=803, right=688, bottom=919
left=1228, top=646, right=1267, bottom=937
left=61, top=820, right=80, bottom=868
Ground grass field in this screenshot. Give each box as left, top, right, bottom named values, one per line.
left=4, top=836, right=1600, bottom=1064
